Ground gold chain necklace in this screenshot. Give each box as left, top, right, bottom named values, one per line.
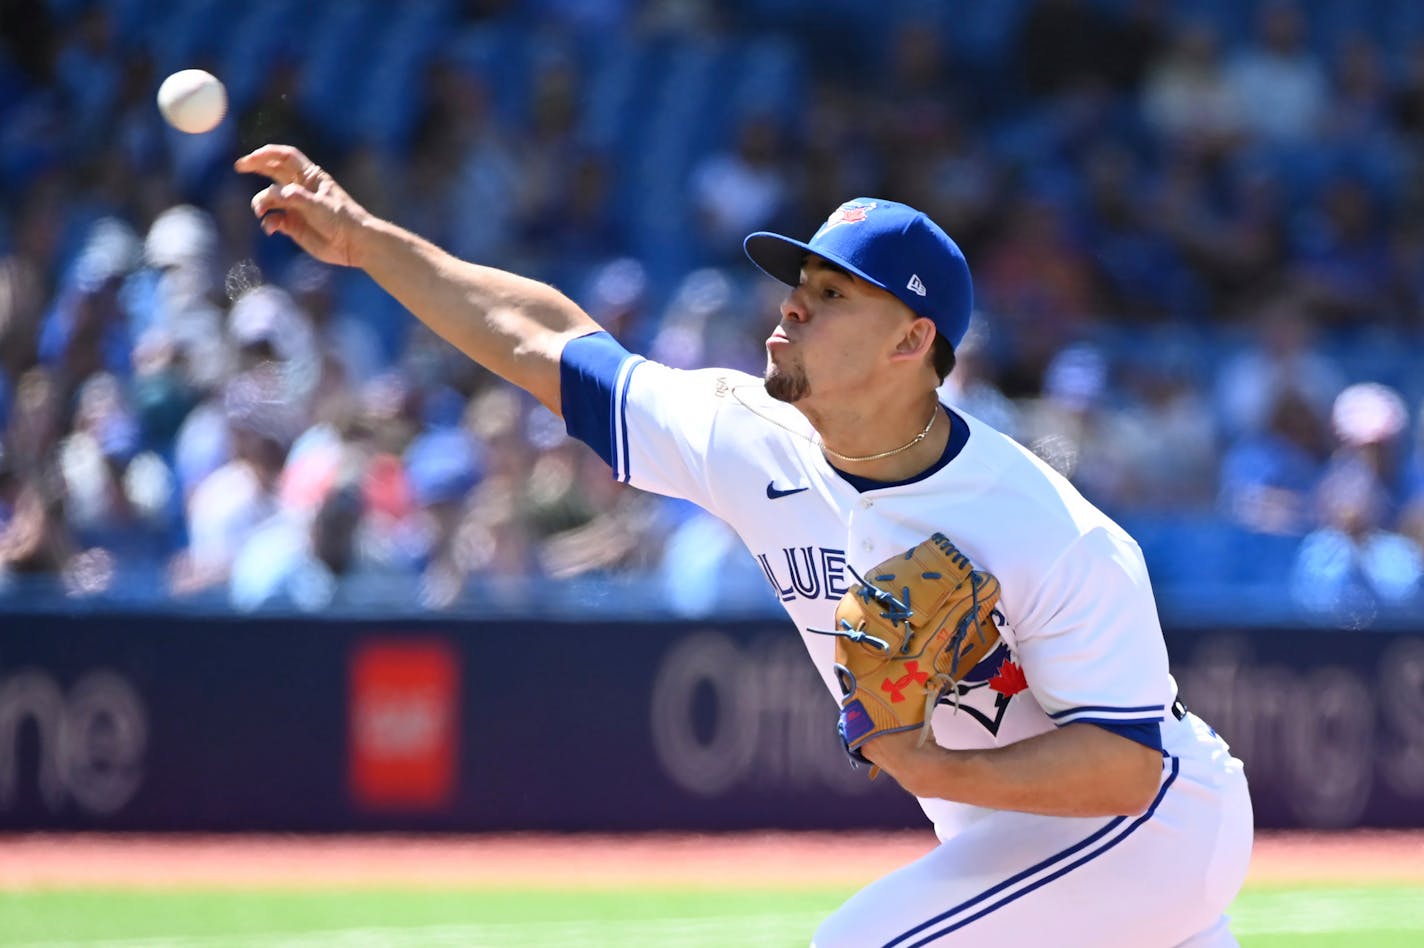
left=819, top=404, right=939, bottom=463
left=731, top=386, right=940, bottom=464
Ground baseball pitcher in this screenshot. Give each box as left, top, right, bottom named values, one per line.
left=239, top=145, right=1253, bottom=947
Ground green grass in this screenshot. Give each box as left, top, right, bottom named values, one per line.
left=0, top=884, right=1420, bottom=946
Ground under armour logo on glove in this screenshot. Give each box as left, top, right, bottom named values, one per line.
left=882, top=661, right=929, bottom=703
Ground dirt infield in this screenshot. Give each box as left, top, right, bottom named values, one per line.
left=1, top=830, right=1422, bottom=890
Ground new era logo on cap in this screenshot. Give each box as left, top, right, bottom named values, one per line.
left=907, top=274, right=926, bottom=296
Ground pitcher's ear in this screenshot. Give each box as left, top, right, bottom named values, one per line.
left=894, top=317, right=937, bottom=358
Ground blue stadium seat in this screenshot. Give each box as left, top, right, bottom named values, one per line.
left=297, top=0, right=384, bottom=147
left=440, top=22, right=535, bottom=128
left=335, top=270, right=405, bottom=364
left=1310, top=0, right=1389, bottom=58
left=146, top=0, right=229, bottom=77
left=1226, top=527, right=1303, bottom=587
left=1383, top=0, right=1424, bottom=56
left=729, top=0, right=817, bottom=26
left=1121, top=515, right=1240, bottom=589
left=351, top=0, right=457, bottom=152
left=625, top=38, right=720, bottom=276
left=1330, top=330, right=1422, bottom=401
left=218, top=0, right=301, bottom=113
left=101, top=0, right=178, bottom=48
left=938, top=0, right=1027, bottom=66
left=722, top=36, right=804, bottom=133
left=0, top=50, right=25, bottom=123
left=42, top=0, right=94, bottom=20
left=579, top=35, right=645, bottom=155
left=1189, top=0, right=1257, bottom=53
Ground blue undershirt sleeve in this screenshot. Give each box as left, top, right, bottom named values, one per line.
left=1086, top=720, right=1163, bottom=753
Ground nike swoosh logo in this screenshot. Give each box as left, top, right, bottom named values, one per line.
left=766, top=482, right=810, bottom=500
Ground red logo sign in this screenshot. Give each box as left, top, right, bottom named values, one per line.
left=349, top=638, right=459, bottom=811
left=882, top=661, right=929, bottom=703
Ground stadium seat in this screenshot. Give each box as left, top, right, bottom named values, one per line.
left=441, top=22, right=534, bottom=127
left=1121, top=514, right=1240, bottom=589
left=297, top=0, right=384, bottom=147
left=146, top=0, right=229, bottom=77
left=218, top=0, right=300, bottom=113
left=351, top=1, right=456, bottom=152
left=722, top=35, right=804, bottom=137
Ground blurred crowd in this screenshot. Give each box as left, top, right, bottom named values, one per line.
left=3, top=0, right=1424, bottom=623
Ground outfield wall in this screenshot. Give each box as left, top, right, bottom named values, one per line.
left=1, top=615, right=1421, bottom=831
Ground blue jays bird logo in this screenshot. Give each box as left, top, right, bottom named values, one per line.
left=815, top=201, right=877, bottom=237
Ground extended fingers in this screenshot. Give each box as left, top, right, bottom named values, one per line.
left=234, top=144, right=318, bottom=186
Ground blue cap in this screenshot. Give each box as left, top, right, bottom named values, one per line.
left=744, top=198, right=974, bottom=349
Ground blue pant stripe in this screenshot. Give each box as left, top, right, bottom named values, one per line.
left=885, top=757, right=1181, bottom=948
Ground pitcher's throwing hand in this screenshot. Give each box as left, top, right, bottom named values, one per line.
left=235, top=145, right=368, bottom=268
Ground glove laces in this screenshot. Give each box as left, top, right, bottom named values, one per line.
left=806, top=564, right=918, bottom=653
left=806, top=617, right=891, bottom=653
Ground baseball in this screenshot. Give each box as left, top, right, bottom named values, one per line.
left=156, top=69, right=227, bottom=134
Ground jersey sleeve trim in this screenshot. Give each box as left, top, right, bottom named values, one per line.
left=559, top=330, right=644, bottom=476
left=1048, top=704, right=1165, bottom=725
left=612, top=352, right=643, bottom=483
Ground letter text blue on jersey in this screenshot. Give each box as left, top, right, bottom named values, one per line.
left=758, top=546, right=848, bottom=601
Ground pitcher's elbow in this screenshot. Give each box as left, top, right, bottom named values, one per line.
left=1118, top=752, right=1165, bottom=815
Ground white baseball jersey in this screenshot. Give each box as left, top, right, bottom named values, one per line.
left=561, top=331, right=1252, bottom=946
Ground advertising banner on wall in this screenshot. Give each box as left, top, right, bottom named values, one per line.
left=0, top=614, right=1420, bottom=831
left=1169, top=627, right=1424, bottom=830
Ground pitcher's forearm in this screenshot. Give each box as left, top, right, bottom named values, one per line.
left=353, top=216, right=601, bottom=414
left=866, top=723, right=1163, bottom=817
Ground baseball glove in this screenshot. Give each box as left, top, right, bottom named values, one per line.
left=813, top=533, right=1003, bottom=776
